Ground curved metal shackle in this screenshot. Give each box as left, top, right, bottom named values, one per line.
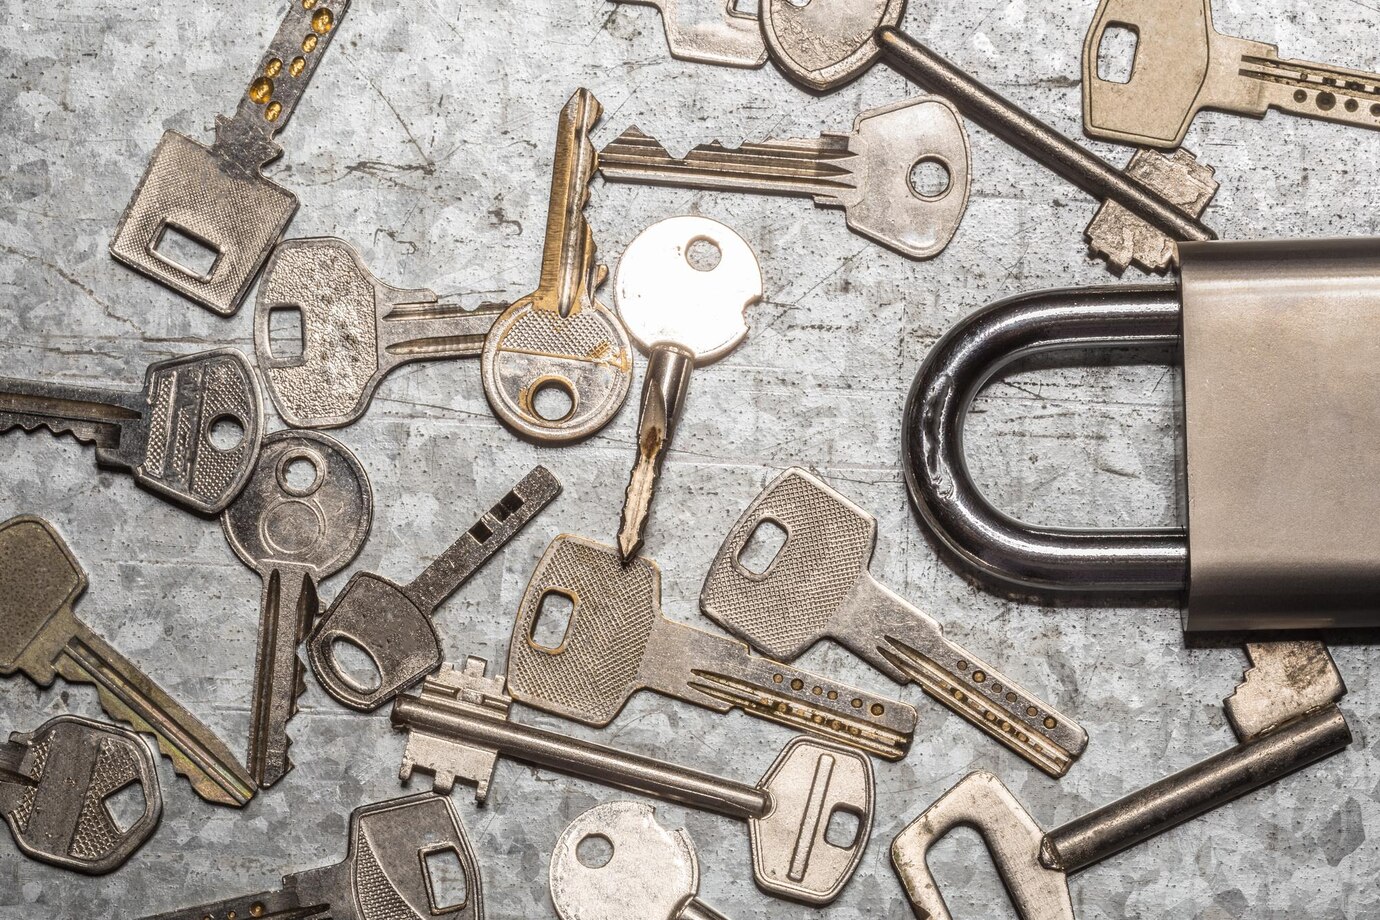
left=901, top=284, right=1188, bottom=593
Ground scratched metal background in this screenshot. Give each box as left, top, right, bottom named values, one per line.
left=2, top=0, right=1378, bottom=916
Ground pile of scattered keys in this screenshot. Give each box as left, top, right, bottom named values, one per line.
left=3, top=0, right=1377, bottom=915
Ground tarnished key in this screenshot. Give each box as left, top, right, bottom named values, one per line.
left=1, top=714, right=162, bottom=874
left=891, top=642, right=1351, bottom=920
left=393, top=657, right=873, bottom=905
left=137, top=794, right=484, bottom=920
left=1084, top=0, right=1380, bottom=148
left=611, top=0, right=768, bottom=68
left=0, top=516, right=255, bottom=807
left=309, top=466, right=560, bottom=711
left=614, top=216, right=762, bottom=560
left=221, top=431, right=373, bottom=787
left=701, top=469, right=1087, bottom=777
left=508, top=535, right=918, bottom=760
left=600, top=96, right=970, bottom=259
left=111, top=0, right=351, bottom=316
left=550, top=802, right=729, bottom=920
left=0, top=349, right=262, bottom=514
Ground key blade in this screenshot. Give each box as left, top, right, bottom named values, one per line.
left=1225, top=641, right=1346, bottom=742
left=394, top=658, right=512, bottom=802
left=1086, top=148, right=1219, bottom=273
left=535, top=88, right=602, bottom=319
left=247, top=568, right=317, bottom=789
left=137, top=890, right=322, bottom=920
left=0, top=378, right=140, bottom=450
left=1245, top=55, right=1380, bottom=131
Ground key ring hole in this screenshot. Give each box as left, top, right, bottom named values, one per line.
left=685, top=236, right=722, bottom=272
left=530, top=377, right=578, bottom=423
left=327, top=636, right=383, bottom=693
left=909, top=157, right=952, bottom=201
left=278, top=448, right=325, bottom=497
left=208, top=415, right=246, bottom=452
left=576, top=833, right=614, bottom=869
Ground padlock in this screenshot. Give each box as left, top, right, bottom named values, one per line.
left=902, top=237, right=1380, bottom=632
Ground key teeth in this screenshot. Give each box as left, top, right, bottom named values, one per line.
left=1225, top=641, right=1346, bottom=741
left=1086, top=147, right=1219, bottom=273
left=0, top=415, right=108, bottom=449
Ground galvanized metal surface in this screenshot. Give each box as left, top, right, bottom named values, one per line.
left=0, top=0, right=1377, bottom=917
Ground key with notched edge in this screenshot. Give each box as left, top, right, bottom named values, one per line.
left=110, top=0, right=351, bottom=316
left=700, top=468, right=1087, bottom=778
left=506, top=535, right=918, bottom=761
left=0, top=515, right=256, bottom=808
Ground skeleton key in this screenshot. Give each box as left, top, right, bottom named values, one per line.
left=392, top=657, right=873, bottom=905
left=309, top=465, right=560, bottom=711
left=611, top=0, right=768, bottom=68
left=110, top=0, right=351, bottom=316
left=891, top=642, right=1351, bottom=920
left=507, top=535, right=918, bottom=761
left=0, top=516, right=255, bottom=807
left=701, top=469, right=1087, bottom=777
left=0, top=714, right=162, bottom=874
left=550, top=802, right=730, bottom=920
left=614, top=216, right=762, bottom=560
left=221, top=431, right=373, bottom=788
left=137, top=793, right=484, bottom=920
left=600, top=96, right=971, bottom=259
left=0, top=349, right=262, bottom=514
left=1084, top=0, right=1380, bottom=148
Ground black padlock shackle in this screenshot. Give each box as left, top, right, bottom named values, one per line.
left=901, top=284, right=1186, bottom=594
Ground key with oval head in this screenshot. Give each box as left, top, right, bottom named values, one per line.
left=0, top=714, right=162, bottom=874
left=551, top=802, right=729, bottom=920
left=891, top=642, right=1350, bottom=920
left=308, top=465, right=561, bottom=711
left=221, top=431, right=373, bottom=788
left=0, top=515, right=255, bottom=807
left=0, top=349, right=262, bottom=514
left=600, top=96, right=971, bottom=260
left=137, top=793, right=484, bottom=920
left=614, top=216, right=762, bottom=560
left=507, top=535, right=917, bottom=760
left=701, top=468, right=1087, bottom=777
left=392, top=657, right=873, bottom=904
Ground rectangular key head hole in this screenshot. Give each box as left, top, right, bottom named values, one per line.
left=825, top=804, right=862, bottom=849
left=732, top=0, right=760, bottom=14
left=1096, top=24, right=1139, bottom=84
left=738, top=518, right=787, bottom=576
left=423, top=845, right=471, bottom=911
left=529, top=589, right=575, bottom=652
left=103, top=781, right=149, bottom=834
left=153, top=223, right=221, bottom=281
left=267, top=305, right=306, bottom=360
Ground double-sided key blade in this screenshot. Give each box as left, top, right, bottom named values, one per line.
left=0, top=515, right=255, bottom=807
left=1086, top=148, right=1219, bottom=273
left=507, top=535, right=917, bottom=760
left=701, top=469, right=1088, bottom=777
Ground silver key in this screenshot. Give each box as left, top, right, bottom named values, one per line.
left=613, top=216, right=762, bottom=560
left=701, top=468, right=1088, bottom=777
left=392, top=657, right=873, bottom=905
left=600, top=96, right=971, bottom=259
left=508, top=535, right=918, bottom=760
left=110, top=0, right=350, bottom=316
left=0, top=349, right=262, bottom=514
left=221, top=431, right=373, bottom=788
left=612, top=0, right=768, bottom=68
left=550, top=802, right=729, bottom=920
left=891, top=642, right=1351, bottom=920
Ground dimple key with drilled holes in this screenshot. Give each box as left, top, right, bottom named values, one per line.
left=392, top=657, right=873, bottom=905
left=221, top=431, right=373, bottom=788
left=613, top=216, right=762, bottom=560
left=308, top=466, right=560, bottom=711
left=700, top=468, right=1088, bottom=778
left=137, top=793, right=484, bottom=920
left=611, top=0, right=768, bottom=68
left=507, top=535, right=918, bottom=761
left=600, top=96, right=970, bottom=259
left=1084, top=0, right=1380, bottom=149
left=0, top=349, right=262, bottom=515
left=0, top=516, right=255, bottom=808
left=110, top=0, right=351, bottom=316
left=0, top=714, right=162, bottom=875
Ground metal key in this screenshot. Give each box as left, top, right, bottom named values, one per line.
left=891, top=642, right=1351, bottom=920
left=611, top=0, right=768, bottom=68
left=110, top=0, right=351, bottom=316
left=1, top=714, right=161, bottom=874
left=1084, top=0, right=1380, bottom=148
left=392, top=657, right=873, bottom=905
left=613, top=216, right=762, bottom=560
left=0, top=516, right=255, bottom=807
left=550, top=802, right=729, bottom=920
left=137, top=793, right=484, bottom=920
left=309, top=466, right=561, bottom=711
left=508, top=535, right=918, bottom=760
left=700, top=468, right=1087, bottom=777
left=221, top=431, right=373, bottom=788
left=0, top=349, right=262, bottom=514
left=599, top=96, right=970, bottom=260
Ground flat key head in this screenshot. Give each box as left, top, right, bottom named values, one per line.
left=891, top=770, right=1070, bottom=920
left=761, top=0, right=907, bottom=92
left=614, top=216, right=762, bottom=362
left=2, top=715, right=162, bottom=875
left=0, top=516, right=86, bottom=680
left=751, top=736, right=874, bottom=904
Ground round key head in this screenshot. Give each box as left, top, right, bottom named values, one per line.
left=614, top=215, right=763, bottom=364
left=761, top=0, right=908, bottom=92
